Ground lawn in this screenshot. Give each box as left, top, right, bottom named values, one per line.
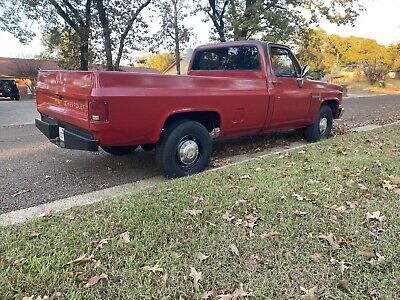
left=1, top=125, right=399, bottom=300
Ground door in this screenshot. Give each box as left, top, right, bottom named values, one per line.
left=266, top=46, right=311, bottom=129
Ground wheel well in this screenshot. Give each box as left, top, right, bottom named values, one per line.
left=164, top=111, right=221, bottom=132
left=322, top=100, right=339, bottom=116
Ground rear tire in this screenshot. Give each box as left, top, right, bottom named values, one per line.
left=304, top=105, right=333, bottom=142
left=101, top=145, right=138, bottom=156
left=156, top=120, right=212, bottom=179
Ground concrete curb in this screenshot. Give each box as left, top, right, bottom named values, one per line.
left=1, top=121, right=399, bottom=226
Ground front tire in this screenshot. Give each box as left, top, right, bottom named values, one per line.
left=156, top=120, right=212, bottom=179
left=101, top=145, right=138, bottom=156
left=304, top=105, right=333, bottom=142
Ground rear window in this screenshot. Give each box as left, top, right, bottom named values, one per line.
left=191, top=46, right=260, bottom=71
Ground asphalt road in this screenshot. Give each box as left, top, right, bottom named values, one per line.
left=0, top=95, right=399, bottom=214
left=0, top=99, right=39, bottom=126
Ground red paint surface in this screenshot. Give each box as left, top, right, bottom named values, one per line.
left=36, top=41, right=343, bottom=147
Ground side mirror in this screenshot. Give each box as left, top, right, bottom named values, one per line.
left=301, top=65, right=310, bottom=78
left=297, top=65, right=310, bottom=88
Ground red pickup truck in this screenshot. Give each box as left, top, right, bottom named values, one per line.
left=35, top=40, right=343, bottom=178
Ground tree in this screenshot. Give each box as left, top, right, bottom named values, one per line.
left=0, top=0, right=94, bottom=70
left=94, top=0, right=152, bottom=70
left=136, top=53, right=175, bottom=72
left=156, top=0, right=192, bottom=75
left=197, top=0, right=364, bottom=43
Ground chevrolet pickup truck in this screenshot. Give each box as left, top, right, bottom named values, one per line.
left=35, top=40, right=343, bottom=178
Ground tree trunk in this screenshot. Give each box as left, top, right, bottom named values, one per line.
left=95, top=0, right=114, bottom=70
left=79, top=28, right=90, bottom=70
left=173, top=0, right=181, bottom=75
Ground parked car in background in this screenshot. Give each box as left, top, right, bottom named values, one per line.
left=35, top=40, right=344, bottom=178
left=0, top=78, right=20, bottom=100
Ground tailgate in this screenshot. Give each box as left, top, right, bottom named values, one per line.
left=36, top=70, right=94, bottom=130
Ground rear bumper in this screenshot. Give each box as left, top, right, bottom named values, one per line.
left=35, top=118, right=98, bottom=152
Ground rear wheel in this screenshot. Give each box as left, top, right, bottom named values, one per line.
left=156, top=120, right=212, bottom=179
left=101, top=145, right=138, bottom=156
left=304, top=105, right=333, bottom=142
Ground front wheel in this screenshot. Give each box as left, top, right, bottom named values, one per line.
left=304, top=105, right=333, bottom=142
left=101, top=145, right=138, bottom=156
left=156, top=120, right=212, bottom=179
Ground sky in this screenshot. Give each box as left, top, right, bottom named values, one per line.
left=0, top=0, right=399, bottom=59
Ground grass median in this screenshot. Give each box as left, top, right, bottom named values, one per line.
left=1, top=125, right=399, bottom=300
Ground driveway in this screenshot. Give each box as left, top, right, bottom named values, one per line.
left=0, top=100, right=39, bottom=126
left=0, top=94, right=399, bottom=214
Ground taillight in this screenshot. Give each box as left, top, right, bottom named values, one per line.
left=89, top=101, right=109, bottom=122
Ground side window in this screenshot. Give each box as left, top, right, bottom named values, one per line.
left=192, top=46, right=260, bottom=71
left=270, top=47, right=298, bottom=77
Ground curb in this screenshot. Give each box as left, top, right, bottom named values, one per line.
left=1, top=121, right=399, bottom=226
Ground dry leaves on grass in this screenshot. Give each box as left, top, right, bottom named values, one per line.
left=318, top=233, right=340, bottom=250
left=96, top=239, right=108, bottom=249
left=66, top=254, right=95, bottom=265
left=22, top=292, right=62, bottom=300
left=222, top=211, right=235, bottom=221
left=143, top=264, right=164, bottom=273
left=366, top=211, right=385, bottom=222
left=260, top=230, right=280, bottom=239
left=196, top=252, right=209, bottom=261
left=119, top=231, right=130, bottom=243
left=300, top=286, right=317, bottom=299
left=210, top=283, right=253, bottom=299
left=85, top=273, right=107, bottom=288
left=189, top=267, right=202, bottom=291
left=236, top=214, right=258, bottom=229
left=230, top=243, right=240, bottom=256
left=29, top=231, right=41, bottom=239
left=185, top=209, right=203, bottom=216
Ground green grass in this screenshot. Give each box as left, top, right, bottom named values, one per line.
left=1, top=126, right=400, bottom=299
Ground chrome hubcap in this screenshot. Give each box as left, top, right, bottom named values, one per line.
left=319, top=117, right=328, bottom=134
left=177, top=139, right=199, bottom=165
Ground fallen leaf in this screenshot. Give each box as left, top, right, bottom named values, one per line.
left=300, top=286, right=317, bottom=299
left=96, top=239, right=108, bottom=249
left=185, top=209, right=203, bottom=216
left=84, top=273, right=107, bottom=288
left=230, top=243, right=240, bottom=256
left=359, top=247, right=375, bottom=259
left=381, top=180, right=397, bottom=190
left=161, top=272, right=168, bottom=287
left=260, top=230, right=280, bottom=239
left=292, top=193, right=305, bottom=201
left=119, top=231, right=130, bottom=243
left=231, top=283, right=254, bottom=299
left=389, top=175, right=400, bottom=185
left=366, top=211, right=385, bottom=222
left=171, top=251, right=183, bottom=259
left=66, top=254, right=95, bottom=265
left=318, top=233, right=339, bottom=249
left=222, top=211, right=235, bottom=221
left=294, top=210, right=307, bottom=216
left=239, top=175, right=251, bottom=180
left=196, top=252, right=209, bottom=261
left=357, top=183, right=368, bottom=191
left=311, top=252, right=323, bottom=261
left=202, top=289, right=217, bottom=299
left=29, top=231, right=41, bottom=239
left=189, top=267, right=202, bottom=291
left=369, top=252, right=385, bottom=265
left=339, top=260, right=351, bottom=274
left=338, top=279, right=350, bottom=291
left=143, top=264, right=164, bottom=273
left=367, top=287, right=379, bottom=300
